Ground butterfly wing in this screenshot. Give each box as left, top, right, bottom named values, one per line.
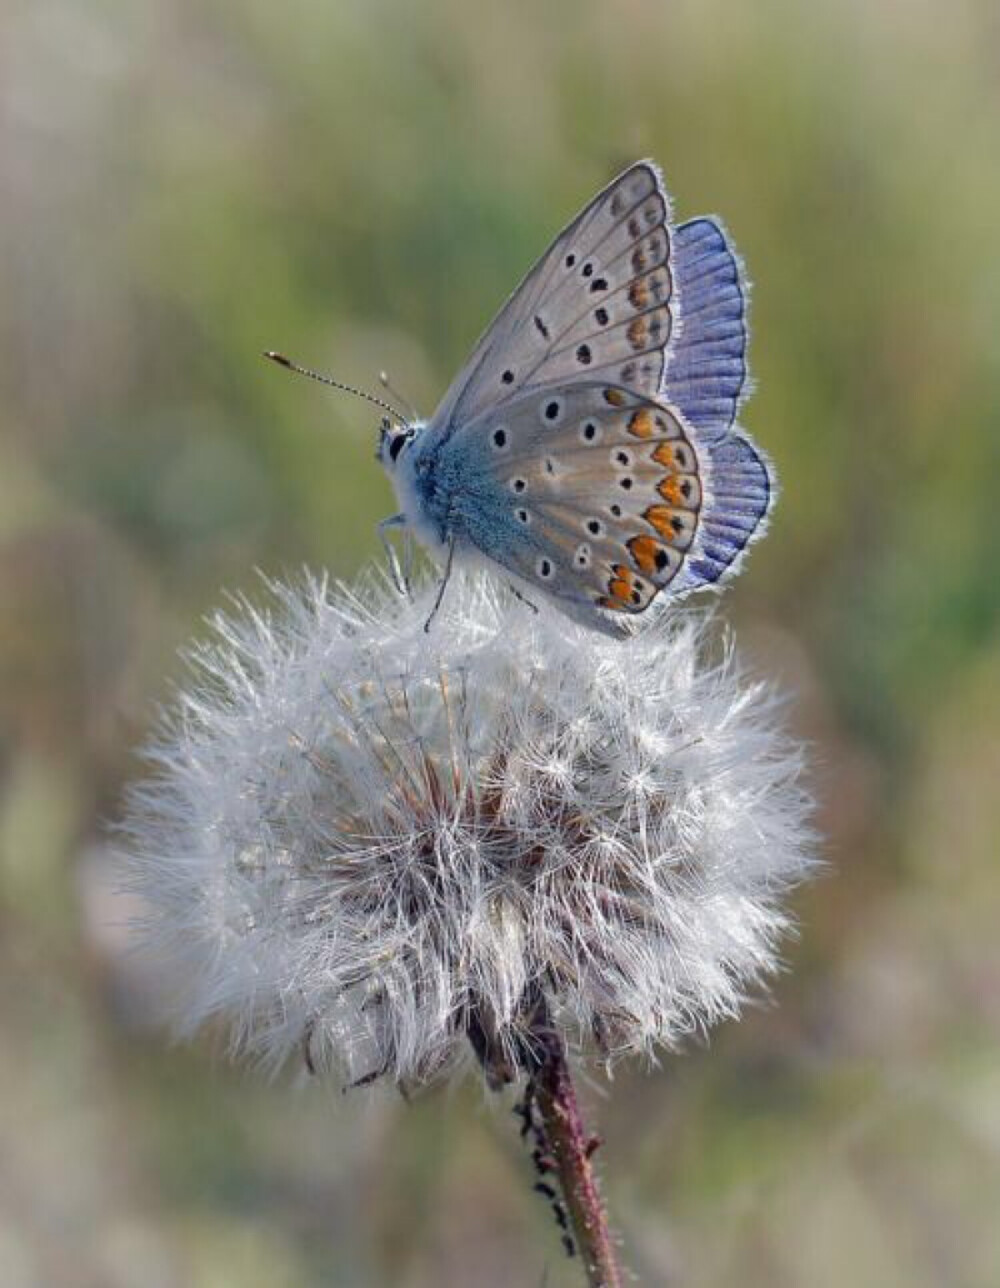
left=659, top=218, right=772, bottom=595
left=425, top=161, right=677, bottom=442
left=434, top=382, right=702, bottom=634
left=663, top=217, right=749, bottom=433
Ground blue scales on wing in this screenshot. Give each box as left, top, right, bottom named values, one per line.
left=660, top=216, right=773, bottom=595
left=664, top=217, right=749, bottom=436
left=673, top=431, right=773, bottom=593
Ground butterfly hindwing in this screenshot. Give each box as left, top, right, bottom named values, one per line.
left=663, top=217, right=749, bottom=435
left=437, top=382, right=703, bottom=634
left=669, top=430, right=773, bottom=595
left=427, top=162, right=677, bottom=438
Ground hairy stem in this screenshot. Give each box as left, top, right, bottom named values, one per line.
left=526, top=1022, right=622, bottom=1287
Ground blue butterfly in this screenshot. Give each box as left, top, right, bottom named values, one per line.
left=272, top=161, right=773, bottom=635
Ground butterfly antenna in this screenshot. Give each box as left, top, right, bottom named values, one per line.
left=263, top=352, right=409, bottom=427
left=379, top=370, right=419, bottom=423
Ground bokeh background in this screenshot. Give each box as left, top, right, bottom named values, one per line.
left=2, top=0, right=999, bottom=1284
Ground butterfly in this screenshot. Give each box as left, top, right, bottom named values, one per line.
left=271, top=161, right=773, bottom=635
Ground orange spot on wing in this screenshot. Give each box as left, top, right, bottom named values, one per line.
left=628, top=408, right=655, bottom=438
left=628, top=534, right=664, bottom=575
left=627, top=318, right=648, bottom=351
left=658, top=475, right=684, bottom=506
left=645, top=505, right=681, bottom=540
left=629, top=278, right=649, bottom=310
left=603, top=388, right=627, bottom=407
left=606, top=562, right=648, bottom=609
left=652, top=442, right=676, bottom=468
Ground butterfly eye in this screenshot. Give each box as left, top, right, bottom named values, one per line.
left=388, top=432, right=409, bottom=463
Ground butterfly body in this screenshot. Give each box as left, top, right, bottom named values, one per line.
left=378, top=161, right=773, bottom=635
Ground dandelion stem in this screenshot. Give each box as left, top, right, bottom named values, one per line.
left=526, top=1017, right=622, bottom=1287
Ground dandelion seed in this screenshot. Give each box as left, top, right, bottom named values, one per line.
left=120, top=571, right=817, bottom=1090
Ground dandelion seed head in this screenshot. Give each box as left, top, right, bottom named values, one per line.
left=120, top=571, right=818, bottom=1088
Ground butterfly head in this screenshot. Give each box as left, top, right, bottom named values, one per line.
left=377, top=417, right=416, bottom=473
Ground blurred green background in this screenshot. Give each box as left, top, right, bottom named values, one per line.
left=2, top=0, right=999, bottom=1284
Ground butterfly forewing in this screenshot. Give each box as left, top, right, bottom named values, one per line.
left=427, top=162, right=676, bottom=437
left=437, top=382, right=703, bottom=633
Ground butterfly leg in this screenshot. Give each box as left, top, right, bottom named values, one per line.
left=401, top=526, right=415, bottom=595
left=507, top=583, right=539, bottom=614
left=423, top=534, right=456, bottom=633
left=378, top=513, right=409, bottom=596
